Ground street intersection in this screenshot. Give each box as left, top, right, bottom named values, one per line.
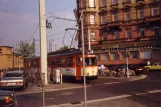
left=14, top=72, right=161, bottom=107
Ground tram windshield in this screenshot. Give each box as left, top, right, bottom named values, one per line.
left=85, top=57, right=97, bottom=66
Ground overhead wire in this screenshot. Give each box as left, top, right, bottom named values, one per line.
left=67, top=30, right=78, bottom=48
left=47, top=30, right=65, bottom=37
left=29, top=23, right=39, bottom=41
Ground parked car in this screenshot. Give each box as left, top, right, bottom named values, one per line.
left=0, top=90, right=17, bottom=107
left=144, top=62, right=161, bottom=71
left=0, top=70, right=28, bottom=90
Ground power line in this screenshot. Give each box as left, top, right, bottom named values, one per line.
left=47, top=30, right=65, bottom=37
left=29, top=23, right=39, bottom=41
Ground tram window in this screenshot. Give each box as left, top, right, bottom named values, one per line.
left=51, top=61, right=55, bottom=66
left=76, top=58, right=80, bottom=66
left=66, top=57, right=73, bottom=66
left=56, top=59, right=60, bottom=66
left=85, top=57, right=96, bottom=66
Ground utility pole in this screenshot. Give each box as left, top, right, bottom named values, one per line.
left=50, top=42, right=52, bottom=52
left=33, top=38, right=35, bottom=56
left=81, top=12, right=87, bottom=107
left=88, top=29, right=91, bottom=52
left=39, top=0, right=48, bottom=107
left=12, top=44, right=14, bottom=69
left=126, top=49, right=129, bottom=78
left=54, top=45, right=57, bottom=51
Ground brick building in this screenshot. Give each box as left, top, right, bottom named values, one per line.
left=76, top=0, right=161, bottom=66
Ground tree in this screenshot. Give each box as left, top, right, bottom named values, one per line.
left=58, top=46, right=69, bottom=50
left=15, top=41, right=34, bottom=57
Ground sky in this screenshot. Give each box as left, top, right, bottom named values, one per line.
left=0, top=0, right=77, bottom=55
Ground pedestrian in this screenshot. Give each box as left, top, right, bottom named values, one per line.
left=100, top=64, right=105, bottom=75
left=147, top=61, right=150, bottom=66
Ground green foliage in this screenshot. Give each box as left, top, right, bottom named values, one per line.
left=58, top=46, right=69, bottom=50
left=15, top=41, right=34, bottom=57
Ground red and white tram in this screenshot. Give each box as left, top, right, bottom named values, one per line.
left=25, top=49, right=98, bottom=81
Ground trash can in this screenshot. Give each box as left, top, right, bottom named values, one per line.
left=53, top=69, right=61, bottom=83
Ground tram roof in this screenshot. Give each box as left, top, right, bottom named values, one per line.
left=25, top=49, right=95, bottom=59
left=48, top=49, right=82, bottom=57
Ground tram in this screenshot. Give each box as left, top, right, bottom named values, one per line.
left=25, top=49, right=98, bottom=81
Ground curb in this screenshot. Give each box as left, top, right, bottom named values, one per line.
left=98, top=75, right=147, bottom=81
left=128, top=75, right=147, bottom=81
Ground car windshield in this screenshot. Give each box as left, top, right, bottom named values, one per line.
left=4, top=73, right=23, bottom=78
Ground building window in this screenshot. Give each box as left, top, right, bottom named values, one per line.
left=82, top=0, right=86, bottom=8
left=120, top=52, right=126, bottom=60
left=152, top=50, right=161, bottom=59
left=103, top=33, right=107, bottom=40
left=130, top=51, right=138, bottom=59
left=139, top=29, right=145, bottom=37
left=153, top=27, right=159, bottom=35
left=89, top=0, right=94, bottom=7
left=90, top=14, right=95, bottom=24
left=124, top=0, right=130, bottom=2
left=110, top=52, right=118, bottom=60
left=83, top=15, right=87, bottom=25
left=96, top=55, right=100, bottom=60
left=125, top=11, right=130, bottom=21
left=138, top=9, right=144, bottom=19
left=152, top=8, right=158, bottom=16
left=112, top=13, right=118, bottom=22
left=91, top=31, right=96, bottom=41
left=0, top=48, right=2, bottom=54
left=112, top=0, right=118, bottom=5
left=101, top=15, right=106, bottom=24
left=101, top=0, right=106, bottom=7
left=140, top=51, right=151, bottom=59
left=126, top=29, right=132, bottom=38
left=84, top=30, right=88, bottom=41
left=101, top=54, right=108, bottom=60
left=113, top=31, right=119, bottom=39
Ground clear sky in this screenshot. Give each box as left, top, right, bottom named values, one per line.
left=0, top=0, right=77, bottom=55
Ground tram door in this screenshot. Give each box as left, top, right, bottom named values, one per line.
left=76, top=57, right=81, bottom=80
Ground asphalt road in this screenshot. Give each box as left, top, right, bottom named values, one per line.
left=15, top=72, right=161, bottom=107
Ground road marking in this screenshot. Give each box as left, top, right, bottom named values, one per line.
left=56, top=91, right=75, bottom=96
left=104, top=81, right=120, bottom=85
left=147, top=89, right=161, bottom=94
